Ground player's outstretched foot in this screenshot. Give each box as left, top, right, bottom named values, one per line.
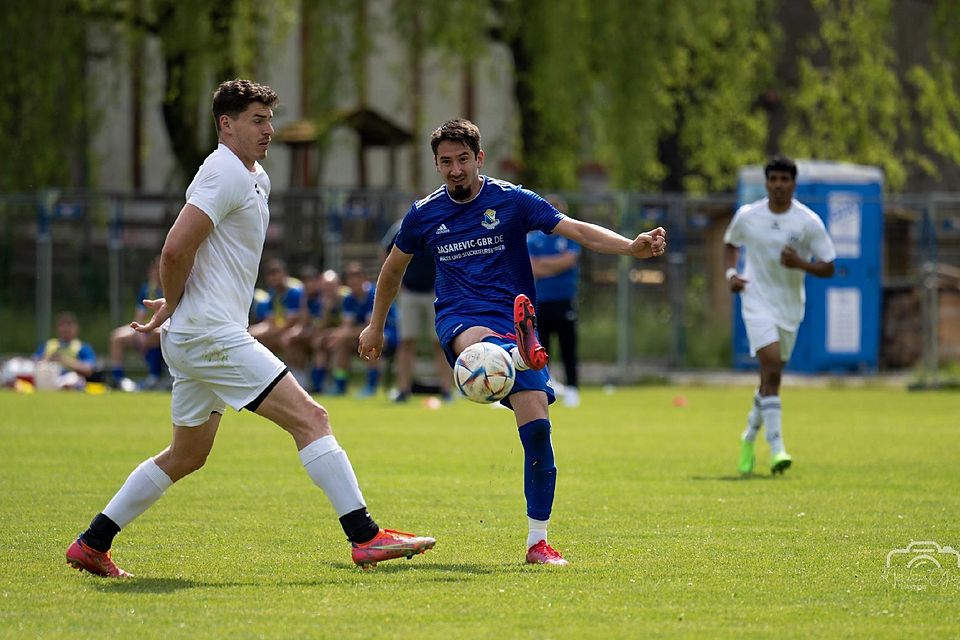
left=513, top=294, right=549, bottom=370
left=351, top=528, right=436, bottom=570
left=737, top=439, right=756, bottom=475
left=525, top=540, right=568, bottom=566
left=66, top=538, right=132, bottom=578
left=770, top=451, right=793, bottom=475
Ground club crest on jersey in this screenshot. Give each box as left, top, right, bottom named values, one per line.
left=481, top=209, right=500, bottom=230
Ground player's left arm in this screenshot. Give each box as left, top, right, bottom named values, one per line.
left=780, top=247, right=835, bottom=278
left=780, top=219, right=836, bottom=278
left=552, top=217, right=666, bottom=259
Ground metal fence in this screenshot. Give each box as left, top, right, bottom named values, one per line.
left=2, top=188, right=957, bottom=381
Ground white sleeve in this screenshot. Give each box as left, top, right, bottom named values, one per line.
left=723, top=206, right=748, bottom=246
left=187, top=164, right=248, bottom=226
left=807, top=214, right=837, bottom=262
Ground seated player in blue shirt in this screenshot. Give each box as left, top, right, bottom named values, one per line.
left=281, top=265, right=324, bottom=390
left=109, top=256, right=165, bottom=391
left=331, top=262, right=397, bottom=396
left=35, top=311, right=98, bottom=390
left=249, top=258, right=304, bottom=354
left=308, top=269, right=348, bottom=393
left=358, top=119, right=666, bottom=565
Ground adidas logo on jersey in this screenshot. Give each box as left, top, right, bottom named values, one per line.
left=435, top=224, right=450, bottom=234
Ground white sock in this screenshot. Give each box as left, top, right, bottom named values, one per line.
left=760, top=395, right=785, bottom=455
left=741, top=391, right=763, bottom=442
left=299, top=435, right=366, bottom=517
left=102, top=458, right=173, bottom=528
left=527, top=517, right=549, bottom=548
left=511, top=347, right=529, bottom=371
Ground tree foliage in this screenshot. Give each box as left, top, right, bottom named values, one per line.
left=7, top=0, right=960, bottom=193
left=781, top=0, right=907, bottom=188
left=1, top=1, right=90, bottom=191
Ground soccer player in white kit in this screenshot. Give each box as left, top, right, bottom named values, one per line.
left=65, top=80, right=434, bottom=577
left=723, top=156, right=836, bottom=476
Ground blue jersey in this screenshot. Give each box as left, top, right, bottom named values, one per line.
left=35, top=338, right=97, bottom=375
left=343, top=284, right=375, bottom=324
left=136, top=282, right=163, bottom=311
left=254, top=279, right=304, bottom=328
left=527, top=231, right=580, bottom=302
left=394, top=176, right=563, bottom=342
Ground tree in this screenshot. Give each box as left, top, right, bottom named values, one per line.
left=780, top=0, right=907, bottom=188
left=0, top=1, right=91, bottom=191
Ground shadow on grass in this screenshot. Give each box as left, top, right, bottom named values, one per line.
left=324, top=561, right=530, bottom=577
left=91, top=562, right=527, bottom=592
left=94, top=577, right=202, bottom=593
left=688, top=474, right=781, bottom=482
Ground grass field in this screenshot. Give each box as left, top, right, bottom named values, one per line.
left=1, top=385, right=958, bottom=639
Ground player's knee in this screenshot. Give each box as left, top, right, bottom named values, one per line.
left=165, top=449, right=210, bottom=479
left=297, top=401, right=332, bottom=439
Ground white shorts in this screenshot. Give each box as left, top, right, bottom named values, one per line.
left=743, top=315, right=797, bottom=361
left=161, top=326, right=287, bottom=427
left=397, top=289, right=436, bottom=341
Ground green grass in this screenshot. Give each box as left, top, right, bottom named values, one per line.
left=1, top=386, right=958, bottom=639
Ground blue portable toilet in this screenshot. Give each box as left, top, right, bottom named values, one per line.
left=732, top=161, right=884, bottom=373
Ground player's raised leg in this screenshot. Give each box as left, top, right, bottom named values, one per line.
left=514, top=294, right=549, bottom=370
left=253, top=373, right=435, bottom=568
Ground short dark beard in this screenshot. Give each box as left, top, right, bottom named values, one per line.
left=450, top=184, right=472, bottom=201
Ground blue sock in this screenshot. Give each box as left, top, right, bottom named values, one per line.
left=145, top=348, right=163, bottom=377
left=366, top=368, right=380, bottom=390
left=311, top=367, right=327, bottom=393
left=518, top=419, right=557, bottom=521
left=111, top=366, right=124, bottom=383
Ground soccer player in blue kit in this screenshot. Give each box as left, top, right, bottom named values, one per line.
left=358, top=119, right=666, bottom=565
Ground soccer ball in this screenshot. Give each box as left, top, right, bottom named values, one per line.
left=453, top=342, right=516, bottom=404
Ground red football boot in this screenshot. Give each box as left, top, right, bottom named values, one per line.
left=525, top=540, right=568, bottom=566
left=513, top=294, right=549, bottom=370
left=66, top=538, right=132, bottom=578
left=351, top=529, right=436, bottom=570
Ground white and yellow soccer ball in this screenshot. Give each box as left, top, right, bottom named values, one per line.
left=453, top=342, right=516, bottom=404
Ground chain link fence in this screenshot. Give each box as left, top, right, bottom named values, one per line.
left=2, top=188, right=957, bottom=382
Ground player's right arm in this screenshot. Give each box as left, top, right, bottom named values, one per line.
left=724, top=243, right=747, bottom=292
left=132, top=203, right=214, bottom=333
left=358, top=246, right=412, bottom=360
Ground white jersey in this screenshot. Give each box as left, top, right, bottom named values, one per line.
left=167, top=143, right=271, bottom=333
left=724, top=197, right=836, bottom=331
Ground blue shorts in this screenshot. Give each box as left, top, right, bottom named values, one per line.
left=438, top=315, right=556, bottom=409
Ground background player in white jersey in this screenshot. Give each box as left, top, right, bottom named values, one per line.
left=358, top=119, right=666, bottom=565
left=723, top=156, right=836, bottom=476
left=65, top=79, right=433, bottom=577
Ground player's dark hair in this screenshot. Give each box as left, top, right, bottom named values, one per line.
left=764, top=155, right=797, bottom=179
left=430, top=119, right=481, bottom=158
left=212, top=79, right=279, bottom=132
